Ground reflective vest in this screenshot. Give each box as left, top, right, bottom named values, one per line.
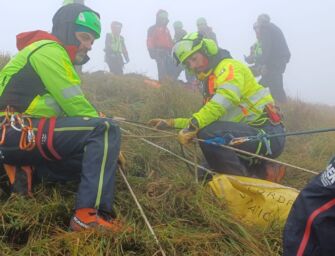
left=174, top=58, right=274, bottom=129
left=253, top=41, right=262, bottom=58
left=252, top=41, right=263, bottom=65
left=110, top=34, right=124, bottom=54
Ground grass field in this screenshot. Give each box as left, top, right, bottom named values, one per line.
left=0, top=54, right=335, bottom=255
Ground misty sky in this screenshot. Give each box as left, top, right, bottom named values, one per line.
left=1, top=1, right=334, bottom=105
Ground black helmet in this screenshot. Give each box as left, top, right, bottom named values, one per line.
left=52, top=3, right=100, bottom=47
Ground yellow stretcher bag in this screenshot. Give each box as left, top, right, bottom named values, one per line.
left=208, top=174, right=299, bottom=228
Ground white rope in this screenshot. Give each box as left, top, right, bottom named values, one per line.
left=118, top=166, right=166, bottom=256
left=120, top=127, right=215, bottom=174
left=118, top=119, right=318, bottom=175
left=196, top=138, right=318, bottom=175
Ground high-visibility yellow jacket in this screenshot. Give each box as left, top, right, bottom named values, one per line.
left=174, top=58, right=274, bottom=129
left=0, top=31, right=98, bottom=118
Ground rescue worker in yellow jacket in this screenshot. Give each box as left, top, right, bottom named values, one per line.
left=0, top=4, right=125, bottom=232
left=148, top=33, right=286, bottom=181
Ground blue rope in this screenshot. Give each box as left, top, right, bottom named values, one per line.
left=204, top=134, right=235, bottom=145
left=202, top=127, right=335, bottom=155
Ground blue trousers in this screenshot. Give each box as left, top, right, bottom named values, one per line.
left=197, top=121, right=285, bottom=177
left=1, top=117, right=120, bottom=212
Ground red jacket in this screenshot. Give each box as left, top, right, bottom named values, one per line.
left=147, top=24, right=173, bottom=59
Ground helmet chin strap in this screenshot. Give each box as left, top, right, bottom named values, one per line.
left=197, top=69, right=213, bottom=80
left=74, top=54, right=90, bottom=65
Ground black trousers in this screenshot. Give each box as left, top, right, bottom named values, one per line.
left=283, top=157, right=335, bottom=256
left=106, top=54, right=124, bottom=75
left=1, top=117, right=120, bottom=212
left=155, top=54, right=178, bottom=81
left=197, top=121, right=285, bottom=176
left=259, top=64, right=287, bottom=103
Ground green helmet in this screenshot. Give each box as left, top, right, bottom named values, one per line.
left=172, top=32, right=218, bottom=65
left=75, top=11, right=101, bottom=38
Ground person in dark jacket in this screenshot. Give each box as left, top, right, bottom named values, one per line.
left=283, top=157, right=335, bottom=256
left=0, top=4, right=125, bottom=232
left=172, top=21, right=187, bottom=43
left=257, top=14, right=291, bottom=103
left=172, top=21, right=194, bottom=82
left=196, top=17, right=218, bottom=44
left=147, top=9, right=176, bottom=81
left=104, top=21, right=129, bottom=75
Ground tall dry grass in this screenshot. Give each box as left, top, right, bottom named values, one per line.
left=0, top=63, right=334, bottom=255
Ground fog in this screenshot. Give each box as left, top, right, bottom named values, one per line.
left=1, top=1, right=334, bottom=105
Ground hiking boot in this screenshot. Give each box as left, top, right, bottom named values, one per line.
left=4, top=164, right=33, bottom=197
left=70, top=208, right=127, bottom=232
left=264, top=162, right=286, bottom=183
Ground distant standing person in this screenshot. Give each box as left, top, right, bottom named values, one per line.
left=172, top=21, right=191, bottom=81
left=104, top=21, right=129, bottom=75
left=244, top=22, right=263, bottom=77
left=63, top=0, right=84, bottom=5
left=172, top=21, right=187, bottom=43
left=147, top=9, right=175, bottom=81
left=196, top=17, right=217, bottom=44
left=257, top=14, right=291, bottom=103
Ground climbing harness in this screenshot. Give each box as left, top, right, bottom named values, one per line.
left=0, top=107, right=36, bottom=151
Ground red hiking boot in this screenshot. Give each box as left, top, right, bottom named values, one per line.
left=264, top=162, right=286, bottom=183
left=70, top=208, right=127, bottom=232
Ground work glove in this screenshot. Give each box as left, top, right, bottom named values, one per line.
left=177, top=118, right=199, bottom=145
left=118, top=151, right=126, bottom=170
left=147, top=118, right=174, bottom=130
left=99, top=112, right=106, bottom=118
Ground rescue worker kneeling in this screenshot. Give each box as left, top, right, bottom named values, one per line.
left=148, top=33, right=286, bottom=181
left=0, top=4, right=125, bottom=232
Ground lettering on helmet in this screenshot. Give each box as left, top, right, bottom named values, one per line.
left=321, top=159, right=335, bottom=186
left=78, top=13, right=86, bottom=22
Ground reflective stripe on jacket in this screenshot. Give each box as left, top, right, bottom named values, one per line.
left=174, top=58, right=274, bottom=129
left=0, top=39, right=98, bottom=118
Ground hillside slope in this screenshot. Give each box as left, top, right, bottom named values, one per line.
left=0, top=58, right=334, bottom=255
